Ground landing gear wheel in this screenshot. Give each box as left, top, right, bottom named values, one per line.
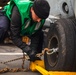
left=44, top=19, right=76, bottom=71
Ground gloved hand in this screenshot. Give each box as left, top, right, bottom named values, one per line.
left=28, top=50, right=37, bottom=61
left=23, top=45, right=40, bottom=61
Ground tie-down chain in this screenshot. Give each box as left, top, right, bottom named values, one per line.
left=0, top=47, right=58, bottom=73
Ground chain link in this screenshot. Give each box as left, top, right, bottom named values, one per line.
left=0, top=36, right=45, bottom=73
left=22, top=52, right=25, bottom=69
left=0, top=48, right=46, bottom=73
left=0, top=52, right=29, bottom=73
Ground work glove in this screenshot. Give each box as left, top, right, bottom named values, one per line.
left=28, top=50, right=41, bottom=61
left=23, top=45, right=40, bottom=61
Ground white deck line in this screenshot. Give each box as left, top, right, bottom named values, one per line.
left=0, top=53, right=27, bottom=55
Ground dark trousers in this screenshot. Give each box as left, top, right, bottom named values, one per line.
left=0, top=10, right=10, bottom=42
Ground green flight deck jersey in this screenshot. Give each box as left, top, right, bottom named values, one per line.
left=4, top=0, right=45, bottom=36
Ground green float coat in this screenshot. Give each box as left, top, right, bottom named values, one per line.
left=4, top=0, right=45, bottom=36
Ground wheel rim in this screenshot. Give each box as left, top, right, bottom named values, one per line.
left=47, top=35, right=59, bottom=67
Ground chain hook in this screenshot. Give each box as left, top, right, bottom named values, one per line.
left=46, top=48, right=58, bottom=55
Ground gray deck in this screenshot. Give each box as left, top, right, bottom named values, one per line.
left=0, top=44, right=41, bottom=75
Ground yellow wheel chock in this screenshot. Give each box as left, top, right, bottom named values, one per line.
left=30, top=60, right=76, bottom=75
